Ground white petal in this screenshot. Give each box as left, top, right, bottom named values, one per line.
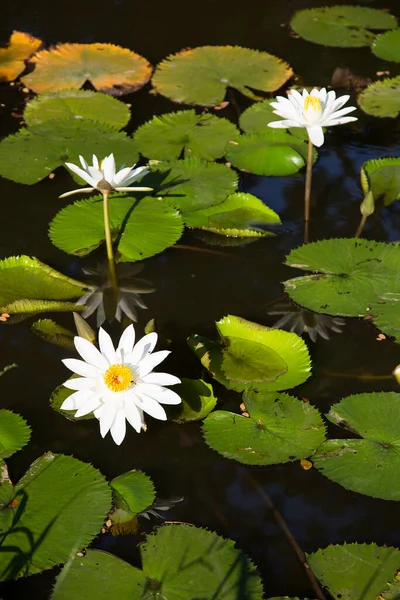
left=288, top=89, right=305, bottom=109
left=321, top=90, right=337, bottom=119
left=59, top=188, right=94, bottom=198
left=63, top=377, right=97, bottom=391
left=74, top=336, right=109, bottom=370
left=113, top=166, right=134, bottom=186
left=87, top=166, right=103, bottom=185
left=318, top=88, right=327, bottom=104
left=114, top=186, right=153, bottom=192
left=123, top=167, right=150, bottom=185
left=134, top=392, right=167, bottom=420
left=62, top=358, right=99, bottom=378
left=326, top=105, right=357, bottom=121
left=268, top=120, right=302, bottom=129
left=79, top=155, right=89, bottom=170
left=110, top=410, right=126, bottom=445
left=65, top=162, right=97, bottom=187
left=332, top=94, right=350, bottom=112
left=99, top=402, right=117, bottom=438
left=306, top=125, right=324, bottom=147
left=75, top=395, right=103, bottom=417
left=137, top=350, right=170, bottom=378
left=138, top=384, right=181, bottom=405
left=125, top=402, right=144, bottom=433
left=117, top=324, right=135, bottom=360
left=98, top=328, right=116, bottom=365
left=141, top=372, right=181, bottom=386
left=271, top=106, right=300, bottom=121
left=102, top=153, right=116, bottom=184
left=130, top=332, right=158, bottom=365
left=92, top=154, right=99, bottom=169
left=61, top=390, right=94, bottom=410
left=324, top=116, right=358, bottom=127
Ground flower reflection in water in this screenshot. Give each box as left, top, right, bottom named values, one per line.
left=267, top=296, right=346, bottom=342
left=78, top=262, right=156, bottom=327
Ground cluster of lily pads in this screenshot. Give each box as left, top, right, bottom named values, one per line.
left=1, top=3, right=400, bottom=599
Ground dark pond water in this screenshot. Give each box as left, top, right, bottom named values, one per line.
left=1, top=0, right=400, bottom=597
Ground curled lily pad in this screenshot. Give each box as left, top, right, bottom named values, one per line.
left=152, top=45, right=293, bottom=106
left=290, top=6, right=397, bottom=48
left=110, top=470, right=156, bottom=524
left=168, top=378, right=217, bottom=422
left=203, top=390, right=325, bottom=466
left=22, top=43, right=152, bottom=95
left=134, top=110, right=240, bottom=160
left=24, top=90, right=130, bottom=129
left=360, top=157, right=400, bottom=215
left=358, top=76, right=400, bottom=118
left=0, top=31, right=41, bottom=82
left=372, top=29, right=400, bottom=62
left=314, top=392, right=400, bottom=500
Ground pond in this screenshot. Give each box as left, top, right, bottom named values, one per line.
left=1, top=0, right=400, bottom=598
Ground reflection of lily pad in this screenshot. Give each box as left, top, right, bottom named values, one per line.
left=152, top=46, right=293, bottom=106
left=372, top=29, right=400, bottom=62
left=22, top=43, right=152, bottom=95
left=307, top=543, right=400, bottom=600
left=314, top=392, right=400, bottom=500
left=203, top=390, right=325, bottom=466
left=0, top=31, right=41, bottom=82
left=24, top=90, right=130, bottom=129
left=31, top=319, right=75, bottom=349
left=134, top=110, right=240, bottom=160
left=0, top=119, right=139, bottom=184
left=291, top=6, right=397, bottom=48
left=358, top=76, right=400, bottom=118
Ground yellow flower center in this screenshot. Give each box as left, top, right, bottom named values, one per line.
left=104, top=364, right=133, bottom=392
left=303, top=95, right=323, bottom=123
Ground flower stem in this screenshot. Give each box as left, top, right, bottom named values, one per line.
left=354, top=214, right=367, bottom=239
left=102, top=191, right=118, bottom=294
left=304, top=138, right=313, bottom=243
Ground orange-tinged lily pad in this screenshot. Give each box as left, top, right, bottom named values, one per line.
left=22, top=43, right=152, bottom=96
left=0, top=31, right=42, bottom=82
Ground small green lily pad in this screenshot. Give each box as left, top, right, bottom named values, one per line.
left=168, top=378, right=217, bottom=422
left=358, top=76, right=400, bottom=118
left=110, top=470, right=156, bottom=524
left=372, top=29, right=400, bottom=62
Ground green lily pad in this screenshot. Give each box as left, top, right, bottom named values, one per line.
left=240, top=99, right=309, bottom=140
left=290, top=6, right=397, bottom=48
left=183, top=192, right=281, bottom=236
left=0, top=410, right=31, bottom=459
left=372, top=29, right=400, bottom=62
left=168, top=378, right=217, bottom=422
left=31, top=319, right=75, bottom=348
left=0, top=119, right=139, bottom=184
left=360, top=157, right=400, bottom=217
left=152, top=45, right=293, bottom=106
left=134, top=110, right=240, bottom=160
left=284, top=238, right=400, bottom=317
left=109, top=470, right=155, bottom=525
left=307, top=543, right=400, bottom=600
left=358, top=76, right=400, bottom=118
left=23, top=90, right=130, bottom=129
left=203, top=390, right=325, bottom=466
left=221, top=336, right=287, bottom=383
left=370, top=296, right=400, bottom=340
left=52, top=550, right=147, bottom=599
left=314, top=392, right=400, bottom=500
left=49, top=194, right=184, bottom=261
left=0, top=452, right=111, bottom=579
left=188, top=315, right=311, bottom=392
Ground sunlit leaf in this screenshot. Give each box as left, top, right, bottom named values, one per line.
left=314, top=392, right=400, bottom=500
left=370, top=296, right=400, bottom=341
left=0, top=410, right=31, bottom=459
left=168, top=378, right=217, bottom=422
left=134, top=110, right=240, bottom=160
left=291, top=6, right=397, bottom=47
left=358, top=76, right=400, bottom=118
left=372, top=28, right=400, bottom=62
left=307, top=543, right=400, bottom=600
left=0, top=31, right=41, bottom=82
left=203, top=390, right=325, bottom=466
left=152, top=45, right=293, bottom=106
left=110, top=470, right=156, bottom=525
left=381, top=570, right=400, bottom=600
left=49, top=194, right=184, bottom=261
left=221, top=336, right=287, bottom=383
left=0, top=453, right=111, bottom=579
left=24, top=90, right=130, bottom=129
left=31, top=319, right=75, bottom=349
left=22, top=43, right=152, bottom=95
left=284, top=238, right=400, bottom=316
left=0, top=120, right=139, bottom=184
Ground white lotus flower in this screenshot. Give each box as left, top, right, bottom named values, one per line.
left=61, top=324, right=181, bottom=445
left=60, top=153, right=152, bottom=198
left=268, top=88, right=357, bottom=147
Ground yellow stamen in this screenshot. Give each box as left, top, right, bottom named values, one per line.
left=104, top=364, right=133, bottom=392
left=303, top=95, right=322, bottom=122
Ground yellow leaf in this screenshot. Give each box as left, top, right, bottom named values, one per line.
left=22, top=43, right=152, bottom=96
left=300, top=458, right=313, bottom=470
left=0, top=31, right=42, bottom=82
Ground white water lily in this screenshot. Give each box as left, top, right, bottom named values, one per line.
left=61, top=325, right=181, bottom=445
left=60, top=153, right=152, bottom=198
left=268, top=88, right=357, bottom=147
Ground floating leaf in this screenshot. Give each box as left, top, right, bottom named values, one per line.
left=0, top=256, right=90, bottom=316
left=370, top=297, right=400, bottom=340
left=141, top=524, right=264, bottom=599
left=31, top=319, right=75, bottom=348
left=52, top=550, right=147, bottom=600
left=284, top=238, right=400, bottom=317
left=134, top=110, right=240, bottom=160
left=188, top=315, right=311, bottom=392
left=203, top=391, right=325, bottom=466
left=149, top=157, right=238, bottom=212
left=240, top=99, right=309, bottom=140
left=0, top=453, right=111, bottom=579
left=0, top=31, right=41, bottom=82
left=152, top=45, right=293, bottom=106
left=168, top=378, right=217, bottom=422
left=358, top=76, right=400, bottom=118
left=314, top=392, right=400, bottom=500
left=109, top=470, right=155, bottom=525
left=291, top=6, right=397, bottom=48
left=24, top=90, right=130, bottom=129
left=372, top=29, right=400, bottom=62
left=307, top=543, right=400, bottom=600
left=0, top=410, right=31, bottom=459
left=0, top=120, right=139, bottom=185
left=360, top=157, right=400, bottom=214
left=49, top=194, right=184, bottom=261
left=22, top=43, right=152, bottom=95
left=221, top=336, right=287, bottom=383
